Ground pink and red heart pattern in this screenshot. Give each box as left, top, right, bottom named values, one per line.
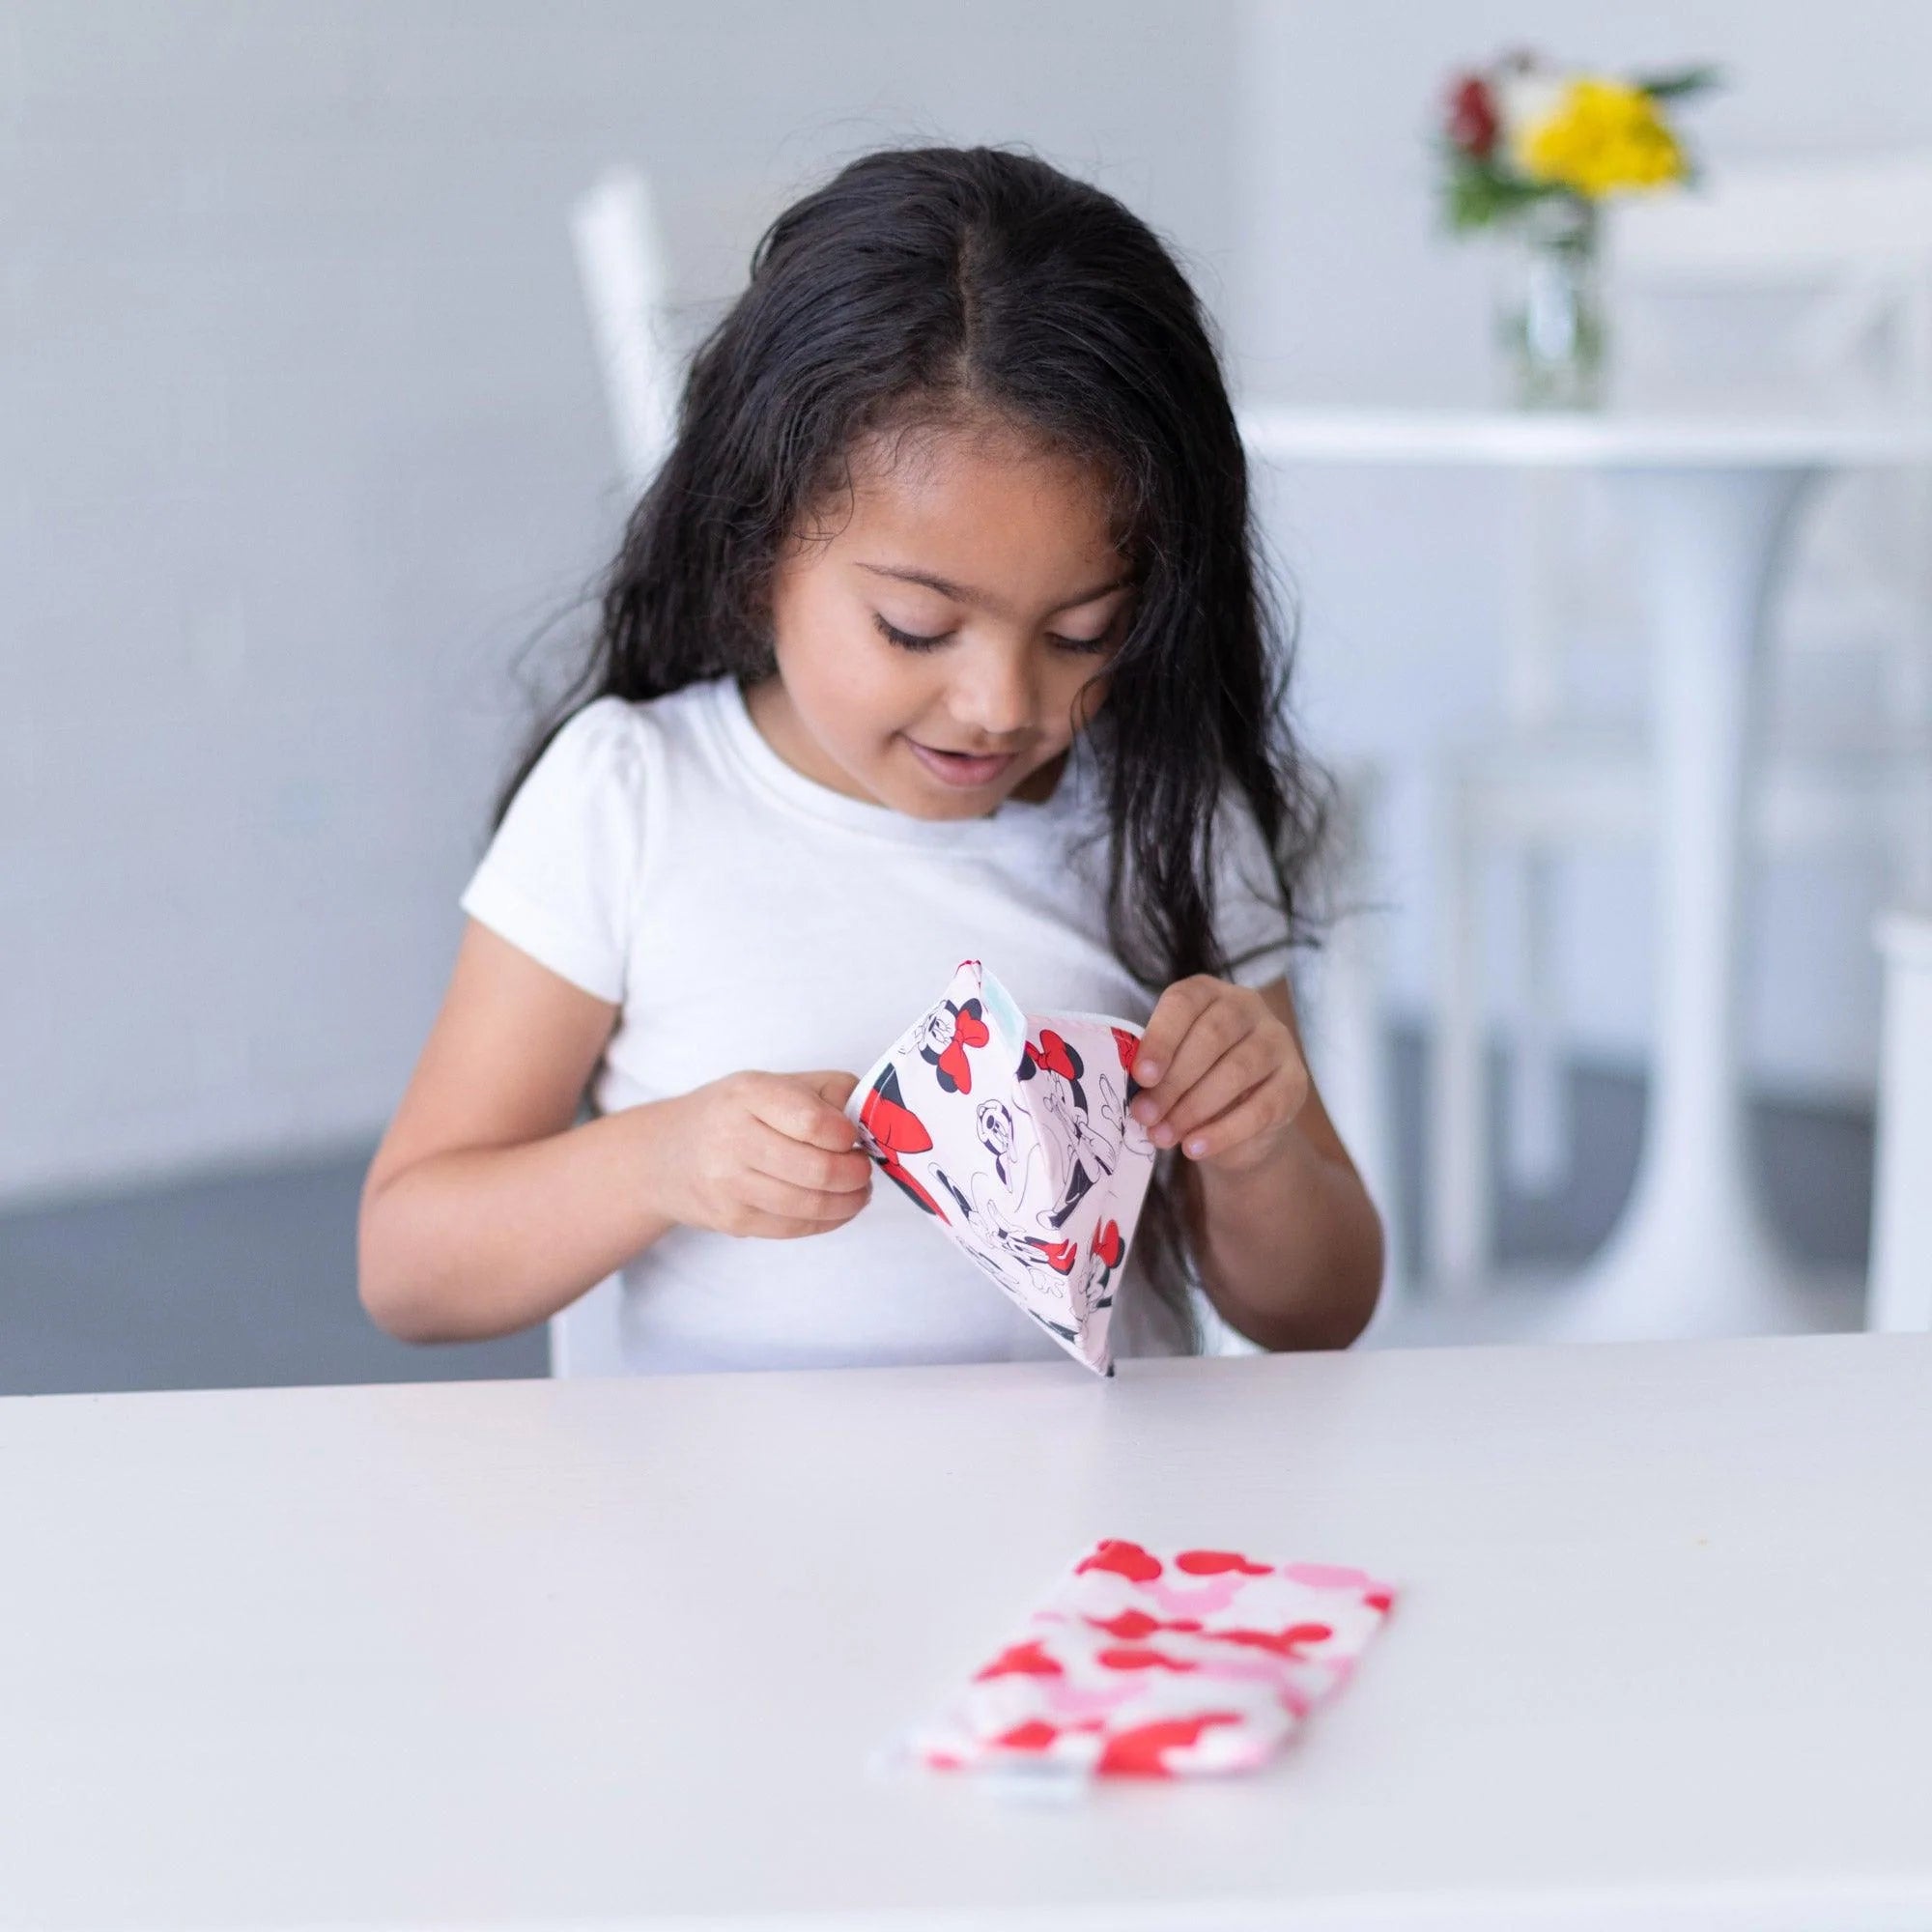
left=908, top=1537, right=1395, bottom=1778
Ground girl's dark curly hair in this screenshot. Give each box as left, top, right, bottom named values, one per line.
left=495, top=143, right=1330, bottom=1350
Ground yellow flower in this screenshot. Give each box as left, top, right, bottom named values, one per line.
left=1511, top=76, right=1687, bottom=198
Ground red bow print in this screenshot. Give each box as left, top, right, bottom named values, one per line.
left=860, top=1074, right=946, bottom=1221
left=937, top=1003, right=990, bottom=1092
left=1026, top=1236, right=1079, bottom=1275
left=1025, top=1029, right=1079, bottom=1081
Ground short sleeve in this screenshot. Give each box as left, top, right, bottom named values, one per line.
left=457, top=697, right=648, bottom=1004
left=1211, top=788, right=1294, bottom=989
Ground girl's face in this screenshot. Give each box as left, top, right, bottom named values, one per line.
left=748, top=415, right=1135, bottom=819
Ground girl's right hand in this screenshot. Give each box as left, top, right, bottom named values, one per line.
left=652, top=1070, right=874, bottom=1239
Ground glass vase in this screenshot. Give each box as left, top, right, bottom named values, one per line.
left=1496, top=194, right=1605, bottom=412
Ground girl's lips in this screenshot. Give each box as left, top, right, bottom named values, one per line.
left=905, top=737, right=1021, bottom=789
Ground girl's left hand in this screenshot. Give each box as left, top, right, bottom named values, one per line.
left=1126, top=976, right=1310, bottom=1174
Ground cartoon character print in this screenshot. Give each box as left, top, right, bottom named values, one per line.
left=943, top=1100, right=1076, bottom=1346
left=917, top=996, right=991, bottom=1095
left=1074, top=1218, right=1127, bottom=1322
left=1018, top=1030, right=1133, bottom=1231
left=857, top=1065, right=948, bottom=1221
left=973, top=1097, right=1042, bottom=1208
left=931, top=1166, right=1080, bottom=1291
left=845, top=959, right=1161, bottom=1378
left=1111, top=1026, right=1155, bottom=1158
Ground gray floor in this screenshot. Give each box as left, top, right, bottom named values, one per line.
left=0, top=1151, right=547, bottom=1396
left=0, top=1028, right=1873, bottom=1397
left=1385, top=1030, right=1874, bottom=1285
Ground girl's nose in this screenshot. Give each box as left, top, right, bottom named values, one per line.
left=949, top=640, right=1037, bottom=739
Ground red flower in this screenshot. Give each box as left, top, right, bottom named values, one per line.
left=1446, top=72, right=1498, bottom=157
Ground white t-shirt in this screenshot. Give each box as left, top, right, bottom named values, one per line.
left=458, top=674, right=1293, bottom=1375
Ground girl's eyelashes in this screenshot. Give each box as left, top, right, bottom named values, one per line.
left=870, top=612, right=1117, bottom=656
left=1050, top=609, right=1122, bottom=656
left=873, top=612, right=952, bottom=652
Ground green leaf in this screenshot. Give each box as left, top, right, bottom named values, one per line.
left=1634, top=64, right=1723, bottom=101
left=1438, top=145, right=1559, bottom=234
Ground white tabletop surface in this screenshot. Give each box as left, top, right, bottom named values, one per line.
left=1236, top=403, right=1932, bottom=468
left=3, top=1334, right=1930, bottom=1932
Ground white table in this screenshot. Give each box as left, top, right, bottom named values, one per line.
left=1239, top=406, right=1932, bottom=1342
left=4, top=1339, right=1930, bottom=1929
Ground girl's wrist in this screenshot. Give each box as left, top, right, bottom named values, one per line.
left=1191, top=1109, right=1315, bottom=1194
left=613, top=1092, right=691, bottom=1242
left=1189, top=1118, right=1383, bottom=1349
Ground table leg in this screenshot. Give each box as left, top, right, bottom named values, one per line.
left=1546, top=461, right=1848, bottom=1340
left=1869, top=909, right=1932, bottom=1331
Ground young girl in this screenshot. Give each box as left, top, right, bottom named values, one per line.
left=357, top=145, right=1383, bottom=1373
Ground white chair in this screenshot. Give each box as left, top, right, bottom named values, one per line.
left=569, top=166, right=682, bottom=496
left=546, top=1265, right=629, bottom=1378
left=1304, top=763, right=1406, bottom=1331
left=1868, top=905, right=1932, bottom=1330
left=1431, top=153, right=1932, bottom=1293
left=546, top=168, right=685, bottom=1378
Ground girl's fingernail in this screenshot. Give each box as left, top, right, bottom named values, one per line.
left=1135, top=1061, right=1160, bottom=1084
left=1152, top=1122, right=1177, bottom=1148
left=1184, top=1137, right=1208, bottom=1157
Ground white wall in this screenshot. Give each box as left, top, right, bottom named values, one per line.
left=1231, top=0, right=1932, bottom=1104
left=12, top=0, right=1918, bottom=1212
left=4, top=0, right=1241, bottom=1207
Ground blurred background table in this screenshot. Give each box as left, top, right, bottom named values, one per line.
left=1241, top=407, right=1932, bottom=1345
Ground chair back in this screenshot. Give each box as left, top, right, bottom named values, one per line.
left=548, top=1270, right=629, bottom=1378
left=1605, top=154, right=1932, bottom=715
left=569, top=166, right=680, bottom=493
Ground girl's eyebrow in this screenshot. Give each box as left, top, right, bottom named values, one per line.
left=857, top=562, right=1132, bottom=613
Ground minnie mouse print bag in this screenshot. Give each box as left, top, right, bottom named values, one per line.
left=847, top=958, right=1156, bottom=1376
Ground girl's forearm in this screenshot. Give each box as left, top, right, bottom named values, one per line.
left=1188, top=1123, right=1384, bottom=1351
left=357, top=1102, right=681, bottom=1344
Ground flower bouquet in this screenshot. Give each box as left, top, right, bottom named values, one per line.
left=1438, top=51, right=1721, bottom=408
